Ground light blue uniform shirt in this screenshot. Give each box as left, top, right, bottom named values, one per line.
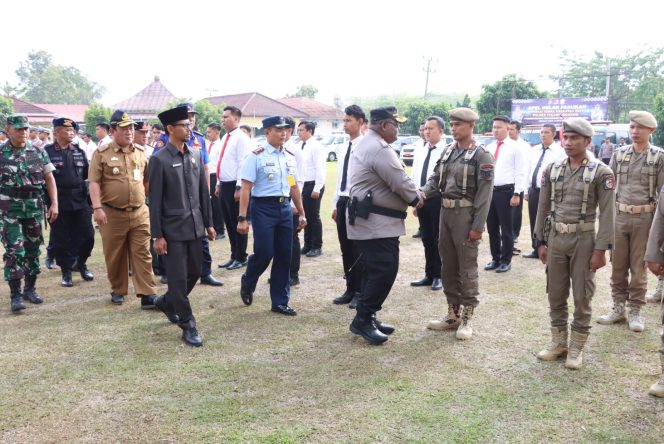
left=241, top=143, right=297, bottom=197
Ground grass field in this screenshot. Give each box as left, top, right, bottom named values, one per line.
left=1, top=162, right=664, bottom=443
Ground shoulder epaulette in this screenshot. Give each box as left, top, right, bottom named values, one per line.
left=97, top=144, right=110, bottom=152
left=253, top=147, right=265, bottom=155
left=133, top=143, right=145, bottom=151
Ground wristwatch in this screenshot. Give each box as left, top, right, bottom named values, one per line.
left=237, top=215, right=247, bottom=222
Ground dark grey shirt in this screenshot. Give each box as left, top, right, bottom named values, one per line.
left=148, top=142, right=212, bottom=241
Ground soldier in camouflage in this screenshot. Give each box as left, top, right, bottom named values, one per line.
left=1, top=114, right=59, bottom=312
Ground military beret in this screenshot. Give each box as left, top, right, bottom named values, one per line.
left=629, top=110, right=657, bottom=129
left=262, top=116, right=289, bottom=129
left=52, top=117, right=79, bottom=131
left=6, top=114, right=30, bottom=129
left=158, top=106, right=189, bottom=126
left=177, top=102, right=198, bottom=114
left=562, top=118, right=594, bottom=138
left=134, top=121, right=150, bottom=132
left=110, top=110, right=135, bottom=128
left=370, top=106, right=407, bottom=124
left=448, top=108, right=479, bottom=122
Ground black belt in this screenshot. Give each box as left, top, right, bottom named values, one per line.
left=369, top=205, right=407, bottom=219
left=103, top=203, right=143, bottom=212
left=494, top=184, right=515, bottom=191
left=57, top=187, right=85, bottom=196
left=0, top=188, right=42, bottom=199
left=337, top=196, right=350, bottom=204
left=253, top=196, right=290, bottom=203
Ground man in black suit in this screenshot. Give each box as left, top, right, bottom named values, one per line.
left=149, top=106, right=215, bottom=347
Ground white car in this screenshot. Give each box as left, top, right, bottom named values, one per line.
left=320, top=133, right=350, bottom=162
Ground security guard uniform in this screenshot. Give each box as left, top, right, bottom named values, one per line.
left=421, top=108, right=494, bottom=339
left=240, top=117, right=300, bottom=313
left=535, top=118, right=615, bottom=369
left=44, top=118, right=95, bottom=287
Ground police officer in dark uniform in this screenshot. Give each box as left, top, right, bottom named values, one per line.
left=237, top=116, right=306, bottom=316
left=44, top=117, right=94, bottom=287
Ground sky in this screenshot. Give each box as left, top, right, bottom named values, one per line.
left=2, top=0, right=663, bottom=108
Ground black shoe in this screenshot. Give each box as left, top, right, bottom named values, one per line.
left=154, top=296, right=179, bottom=323
left=271, top=304, right=297, bottom=316
left=349, top=314, right=388, bottom=345
left=160, top=275, right=168, bottom=284
left=431, top=278, right=443, bottom=291
left=9, top=280, right=25, bottom=312
left=215, top=232, right=226, bottom=240
left=301, top=246, right=311, bottom=255
left=181, top=326, right=203, bottom=347
left=348, top=292, right=360, bottom=309
left=111, top=292, right=124, bottom=305
left=79, top=264, right=94, bottom=281
left=410, top=277, right=433, bottom=287
left=333, top=291, right=354, bottom=305
left=139, top=294, right=156, bottom=310
left=22, top=276, right=43, bottom=304
left=240, top=279, right=253, bottom=306
left=290, top=277, right=300, bottom=286
left=227, top=259, right=248, bottom=270
left=372, top=314, right=395, bottom=335
left=61, top=270, right=74, bottom=287
left=412, top=230, right=422, bottom=238
left=484, top=260, right=499, bottom=271
left=45, top=257, right=56, bottom=270
left=524, top=250, right=539, bottom=259
left=496, top=263, right=512, bottom=273
left=218, top=258, right=235, bottom=269
left=200, top=274, right=223, bottom=286
left=305, top=248, right=322, bottom=258
left=513, top=247, right=521, bottom=255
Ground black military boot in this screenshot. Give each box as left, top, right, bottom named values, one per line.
left=61, top=269, right=74, bottom=287
left=22, top=275, right=43, bottom=304
left=179, top=318, right=203, bottom=347
left=349, top=312, right=388, bottom=345
left=9, top=279, right=26, bottom=312
left=78, top=262, right=94, bottom=281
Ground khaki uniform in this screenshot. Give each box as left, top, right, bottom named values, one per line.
left=421, top=142, right=494, bottom=307
left=609, top=144, right=664, bottom=307
left=88, top=142, right=156, bottom=296
left=535, top=156, right=615, bottom=333
left=644, top=189, right=664, bottom=355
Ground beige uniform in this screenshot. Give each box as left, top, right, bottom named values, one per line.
left=609, top=144, right=664, bottom=307
left=644, top=188, right=664, bottom=354
left=88, top=142, right=156, bottom=297
left=421, top=142, right=494, bottom=307
left=535, top=156, right=615, bottom=333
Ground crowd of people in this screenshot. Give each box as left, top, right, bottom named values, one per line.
left=2, top=102, right=664, bottom=397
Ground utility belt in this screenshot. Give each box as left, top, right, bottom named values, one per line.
left=442, top=198, right=473, bottom=209
left=553, top=221, right=595, bottom=234
left=103, top=203, right=143, bottom=212
left=616, top=202, right=655, bottom=215
left=252, top=196, right=290, bottom=203
left=348, top=190, right=406, bottom=226
left=0, top=187, right=43, bottom=199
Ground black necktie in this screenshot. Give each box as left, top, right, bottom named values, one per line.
left=420, top=146, right=435, bottom=187
left=301, top=142, right=306, bottom=150
left=532, top=146, right=548, bottom=189
left=340, top=141, right=352, bottom=192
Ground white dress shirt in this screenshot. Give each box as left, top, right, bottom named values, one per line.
left=411, top=140, right=445, bottom=187
left=207, top=138, right=222, bottom=173
left=83, top=140, right=98, bottom=161
left=486, top=137, right=526, bottom=193
left=98, top=135, right=112, bottom=147
left=216, top=127, right=252, bottom=185
left=528, top=141, right=565, bottom=189
left=512, top=137, right=532, bottom=193
left=300, top=137, right=326, bottom=192
left=333, top=135, right=363, bottom=206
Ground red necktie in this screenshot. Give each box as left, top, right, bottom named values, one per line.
left=208, top=141, right=214, bottom=154
left=216, top=133, right=231, bottom=177
left=494, top=140, right=504, bottom=161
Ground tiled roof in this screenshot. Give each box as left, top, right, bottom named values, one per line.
left=278, top=97, right=344, bottom=120
left=35, top=104, right=88, bottom=122
left=7, top=97, right=54, bottom=116
left=113, top=76, right=177, bottom=113
left=205, top=92, right=307, bottom=118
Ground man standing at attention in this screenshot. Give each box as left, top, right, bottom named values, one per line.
left=298, top=121, right=326, bottom=258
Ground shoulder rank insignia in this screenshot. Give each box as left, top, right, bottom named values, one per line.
left=97, top=144, right=110, bottom=152
left=253, top=147, right=265, bottom=155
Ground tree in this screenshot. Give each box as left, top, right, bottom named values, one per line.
left=475, top=74, right=547, bottom=133
left=554, top=48, right=664, bottom=122
left=287, top=84, right=318, bottom=99
left=653, top=93, right=664, bottom=147
left=0, top=96, right=13, bottom=127
left=401, top=100, right=451, bottom=135
left=8, top=50, right=105, bottom=104
left=455, top=94, right=471, bottom=108
left=84, top=103, right=112, bottom=137
left=163, top=99, right=224, bottom=133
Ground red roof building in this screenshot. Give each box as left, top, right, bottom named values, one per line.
left=206, top=92, right=307, bottom=127
left=5, top=97, right=55, bottom=124
left=35, top=104, right=89, bottom=123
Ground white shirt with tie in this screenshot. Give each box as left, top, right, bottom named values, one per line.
left=333, top=135, right=363, bottom=206
left=411, top=140, right=445, bottom=188
left=216, top=127, right=252, bottom=186
left=486, top=137, right=526, bottom=193
left=300, top=137, right=326, bottom=193
left=207, top=138, right=222, bottom=172
left=528, top=142, right=565, bottom=190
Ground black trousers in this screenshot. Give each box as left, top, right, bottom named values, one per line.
left=417, top=196, right=442, bottom=279
left=162, top=238, right=202, bottom=325
left=50, top=207, right=94, bottom=270
left=355, top=237, right=399, bottom=317
left=210, top=173, right=225, bottom=234
left=220, top=181, right=248, bottom=262
left=527, top=187, right=540, bottom=250
left=302, top=181, right=324, bottom=250
left=512, top=191, right=524, bottom=239
left=336, top=197, right=362, bottom=293
left=290, top=212, right=300, bottom=279
left=487, top=185, right=515, bottom=265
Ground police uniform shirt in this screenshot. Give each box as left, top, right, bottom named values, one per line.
left=216, top=128, right=252, bottom=185
left=44, top=141, right=89, bottom=211
left=88, top=141, right=149, bottom=209
left=300, top=137, right=326, bottom=192
left=241, top=144, right=297, bottom=197
left=333, top=135, right=363, bottom=206
left=528, top=142, right=564, bottom=189
left=609, top=144, right=664, bottom=206
left=284, top=139, right=305, bottom=190
left=486, top=137, right=526, bottom=193
left=411, top=141, right=445, bottom=187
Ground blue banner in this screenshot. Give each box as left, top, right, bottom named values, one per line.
left=511, top=97, right=608, bottom=125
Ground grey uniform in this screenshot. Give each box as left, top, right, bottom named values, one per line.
left=535, top=156, right=615, bottom=333
left=609, top=144, right=664, bottom=307
left=421, top=142, right=495, bottom=307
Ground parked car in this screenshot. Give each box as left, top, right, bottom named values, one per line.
left=320, top=133, right=350, bottom=161
left=400, top=136, right=453, bottom=166
left=391, top=135, right=419, bottom=156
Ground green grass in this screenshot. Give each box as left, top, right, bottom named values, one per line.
left=1, top=161, right=664, bottom=442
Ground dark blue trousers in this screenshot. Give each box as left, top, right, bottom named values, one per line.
left=242, top=198, right=293, bottom=307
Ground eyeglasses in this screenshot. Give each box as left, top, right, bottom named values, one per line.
left=386, top=121, right=400, bottom=129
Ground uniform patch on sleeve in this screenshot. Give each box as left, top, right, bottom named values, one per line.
left=604, top=173, right=615, bottom=190
left=253, top=147, right=265, bottom=155
left=480, top=163, right=494, bottom=180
